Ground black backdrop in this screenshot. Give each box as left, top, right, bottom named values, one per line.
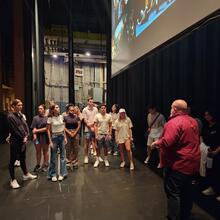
left=109, top=12, right=220, bottom=150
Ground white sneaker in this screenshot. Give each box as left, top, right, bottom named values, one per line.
left=98, top=157, right=104, bottom=162
left=144, top=156, right=150, bottom=164
left=120, top=161, right=126, bottom=168
left=157, top=163, right=161, bottom=168
left=113, top=151, right=118, bottom=156
left=23, top=173, right=37, bottom=181
left=94, top=160, right=99, bottom=168
left=84, top=156, right=89, bottom=164
left=58, top=176, right=64, bottom=181
left=14, top=160, right=20, bottom=167
left=104, top=159, right=110, bottom=167
left=202, top=187, right=215, bottom=196
left=10, top=179, right=20, bottom=189
left=130, top=162, right=135, bottom=170
left=216, top=196, right=220, bottom=202
left=52, top=176, right=57, bottom=182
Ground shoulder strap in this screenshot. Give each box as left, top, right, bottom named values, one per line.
left=149, top=113, right=160, bottom=129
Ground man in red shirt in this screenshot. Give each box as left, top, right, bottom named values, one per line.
left=151, top=99, right=200, bottom=220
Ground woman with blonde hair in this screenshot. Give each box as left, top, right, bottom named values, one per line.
left=115, top=108, right=134, bottom=170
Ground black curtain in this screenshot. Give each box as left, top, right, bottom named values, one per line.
left=110, top=13, right=220, bottom=150
left=23, top=0, right=34, bottom=125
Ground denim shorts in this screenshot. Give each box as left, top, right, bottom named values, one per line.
left=84, top=131, right=95, bottom=140
left=97, top=135, right=110, bottom=149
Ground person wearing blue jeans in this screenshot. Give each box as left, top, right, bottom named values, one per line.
left=48, top=134, right=67, bottom=180
left=47, top=104, right=68, bottom=182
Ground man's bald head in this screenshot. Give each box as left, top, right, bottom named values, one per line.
left=172, top=100, right=187, bottom=111
left=170, top=99, right=188, bottom=116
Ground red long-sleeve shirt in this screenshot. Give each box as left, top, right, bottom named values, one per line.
left=157, top=113, right=200, bottom=175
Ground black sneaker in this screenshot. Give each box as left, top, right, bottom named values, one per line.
left=33, top=164, right=41, bottom=172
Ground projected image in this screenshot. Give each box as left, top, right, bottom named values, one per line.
left=136, top=0, right=176, bottom=37
left=112, top=0, right=220, bottom=75
left=112, top=0, right=133, bottom=58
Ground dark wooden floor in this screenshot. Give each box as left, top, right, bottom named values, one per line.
left=0, top=142, right=216, bottom=220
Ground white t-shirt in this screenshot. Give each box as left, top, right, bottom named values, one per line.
left=110, top=112, right=118, bottom=129
left=47, top=115, right=65, bottom=133
left=115, top=117, right=133, bottom=144
left=94, top=113, right=112, bottom=135
left=82, top=106, right=98, bottom=132
left=147, top=112, right=165, bottom=138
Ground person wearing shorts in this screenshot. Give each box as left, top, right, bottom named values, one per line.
left=93, top=104, right=112, bottom=168
left=82, top=97, right=98, bottom=164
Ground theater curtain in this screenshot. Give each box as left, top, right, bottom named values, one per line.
left=110, top=14, right=220, bottom=148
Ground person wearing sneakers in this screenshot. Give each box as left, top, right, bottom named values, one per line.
left=64, top=105, right=81, bottom=168
left=151, top=99, right=200, bottom=220
left=201, top=110, right=220, bottom=202
left=93, top=104, right=112, bottom=168
left=7, top=109, right=28, bottom=167
left=144, top=105, right=165, bottom=168
left=115, top=108, right=135, bottom=170
left=109, top=104, right=119, bottom=155
left=31, top=104, right=49, bottom=172
left=7, top=99, right=37, bottom=189
left=82, top=97, right=98, bottom=164
left=47, top=104, right=68, bottom=182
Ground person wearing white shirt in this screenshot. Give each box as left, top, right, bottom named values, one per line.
left=115, top=108, right=134, bottom=170
left=47, top=104, right=68, bottom=182
left=82, top=97, right=98, bottom=164
left=93, top=104, right=112, bottom=168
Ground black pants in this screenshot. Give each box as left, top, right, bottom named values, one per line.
left=163, top=167, right=194, bottom=220
left=9, top=140, right=28, bottom=180
left=207, top=154, right=220, bottom=195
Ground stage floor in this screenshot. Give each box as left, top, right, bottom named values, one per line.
left=0, top=142, right=215, bottom=220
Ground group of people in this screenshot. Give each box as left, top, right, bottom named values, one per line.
left=82, top=97, right=134, bottom=170
left=6, top=97, right=220, bottom=220
left=7, top=97, right=135, bottom=188
left=142, top=100, right=220, bottom=220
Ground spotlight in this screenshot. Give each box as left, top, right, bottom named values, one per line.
left=85, top=52, right=91, bottom=56
left=52, top=54, right=58, bottom=58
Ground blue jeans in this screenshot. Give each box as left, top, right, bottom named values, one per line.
left=48, top=134, right=68, bottom=178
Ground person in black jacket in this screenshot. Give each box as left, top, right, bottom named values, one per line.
left=7, top=99, right=37, bottom=189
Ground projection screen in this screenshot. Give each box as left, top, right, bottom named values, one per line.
left=112, top=0, right=220, bottom=76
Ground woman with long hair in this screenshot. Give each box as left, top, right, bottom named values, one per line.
left=115, top=108, right=134, bottom=170
left=109, top=104, right=119, bottom=155
left=201, top=110, right=220, bottom=202
left=31, top=104, right=49, bottom=172
left=7, top=99, right=37, bottom=189
left=47, top=104, right=68, bottom=182
left=64, top=105, right=81, bottom=168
